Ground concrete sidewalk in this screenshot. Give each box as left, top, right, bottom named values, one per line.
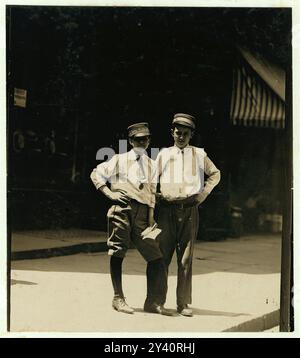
left=10, top=231, right=281, bottom=333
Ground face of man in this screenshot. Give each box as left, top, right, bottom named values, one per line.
left=171, top=125, right=193, bottom=149
left=129, top=135, right=150, bottom=150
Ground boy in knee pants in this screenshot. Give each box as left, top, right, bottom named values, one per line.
left=91, top=122, right=171, bottom=315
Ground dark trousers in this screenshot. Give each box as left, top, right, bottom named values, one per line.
left=107, top=200, right=167, bottom=304
left=157, top=204, right=199, bottom=307
left=107, top=201, right=162, bottom=261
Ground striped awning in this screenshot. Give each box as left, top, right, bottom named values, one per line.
left=230, top=51, right=285, bottom=129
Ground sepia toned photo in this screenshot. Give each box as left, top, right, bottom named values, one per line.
left=5, top=3, right=293, bottom=335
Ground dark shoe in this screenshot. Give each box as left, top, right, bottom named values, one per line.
left=177, top=304, right=193, bottom=317
left=144, top=302, right=174, bottom=316
left=112, top=296, right=134, bottom=314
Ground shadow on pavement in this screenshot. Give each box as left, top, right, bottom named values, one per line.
left=191, top=307, right=250, bottom=317
left=132, top=306, right=250, bottom=317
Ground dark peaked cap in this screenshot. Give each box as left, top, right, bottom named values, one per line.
left=127, top=122, right=151, bottom=138
left=172, top=113, right=196, bottom=129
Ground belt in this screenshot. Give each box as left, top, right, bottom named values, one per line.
left=112, top=199, right=148, bottom=208
left=159, top=195, right=198, bottom=209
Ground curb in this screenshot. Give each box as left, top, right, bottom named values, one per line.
left=222, top=309, right=280, bottom=332
left=11, top=241, right=108, bottom=261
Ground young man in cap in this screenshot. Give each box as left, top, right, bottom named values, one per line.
left=90, top=122, right=171, bottom=315
left=155, top=113, right=221, bottom=317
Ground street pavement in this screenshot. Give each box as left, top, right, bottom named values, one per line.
left=10, top=233, right=281, bottom=333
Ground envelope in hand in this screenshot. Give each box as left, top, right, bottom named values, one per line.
left=141, top=224, right=162, bottom=240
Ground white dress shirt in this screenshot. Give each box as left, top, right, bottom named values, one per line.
left=90, top=149, right=156, bottom=208
left=156, top=145, right=220, bottom=200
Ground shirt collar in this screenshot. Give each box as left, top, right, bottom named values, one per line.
left=171, top=145, right=192, bottom=154
left=128, top=148, right=147, bottom=160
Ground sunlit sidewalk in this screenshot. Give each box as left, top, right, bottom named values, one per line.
left=10, top=234, right=281, bottom=333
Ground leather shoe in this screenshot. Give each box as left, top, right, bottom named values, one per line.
left=177, top=305, right=193, bottom=317
left=144, top=302, right=174, bottom=316
left=112, top=296, right=134, bottom=314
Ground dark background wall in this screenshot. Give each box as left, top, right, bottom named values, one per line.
left=7, top=6, right=291, bottom=234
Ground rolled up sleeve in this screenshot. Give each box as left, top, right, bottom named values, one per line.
left=203, top=154, right=221, bottom=195
left=90, top=155, right=119, bottom=190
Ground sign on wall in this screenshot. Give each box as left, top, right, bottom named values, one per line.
left=14, top=88, right=27, bottom=108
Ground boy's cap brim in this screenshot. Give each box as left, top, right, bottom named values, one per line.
left=133, top=131, right=151, bottom=138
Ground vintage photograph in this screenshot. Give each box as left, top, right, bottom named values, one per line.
left=6, top=4, right=292, bottom=333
